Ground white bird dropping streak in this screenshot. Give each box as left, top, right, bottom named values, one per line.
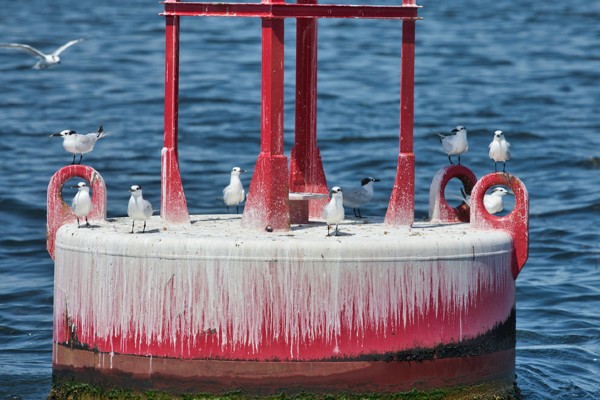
left=50, top=125, right=109, bottom=165
left=128, top=185, right=153, bottom=233
left=323, top=186, right=345, bottom=236
left=436, top=125, right=469, bottom=165
left=0, top=39, right=84, bottom=69
left=343, top=177, right=380, bottom=218
left=70, top=182, right=92, bottom=228
left=223, top=167, right=245, bottom=214
left=488, top=130, right=511, bottom=172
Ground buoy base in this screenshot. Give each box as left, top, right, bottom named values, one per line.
left=52, top=344, right=516, bottom=397
left=52, top=215, right=518, bottom=397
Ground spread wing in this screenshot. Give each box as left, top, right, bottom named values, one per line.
left=52, top=39, right=84, bottom=56
left=0, top=43, right=45, bottom=59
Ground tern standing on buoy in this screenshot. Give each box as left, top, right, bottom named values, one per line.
left=488, top=130, right=511, bottom=172
left=323, top=186, right=345, bottom=236
left=0, top=39, right=84, bottom=69
left=50, top=125, right=109, bottom=165
left=484, top=187, right=512, bottom=214
left=223, top=167, right=245, bottom=214
left=460, top=186, right=513, bottom=215
left=128, top=185, right=153, bottom=233
left=437, top=125, right=468, bottom=165
left=71, top=182, right=92, bottom=228
left=343, top=177, right=380, bottom=218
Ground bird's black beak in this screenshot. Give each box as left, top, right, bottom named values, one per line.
left=241, top=169, right=246, bottom=173
left=374, top=179, right=381, bottom=182
left=70, top=185, right=78, bottom=189
left=50, top=133, right=62, bottom=137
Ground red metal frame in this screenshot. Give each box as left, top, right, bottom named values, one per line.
left=162, top=7, right=190, bottom=224
left=289, top=0, right=329, bottom=220
left=161, top=0, right=420, bottom=228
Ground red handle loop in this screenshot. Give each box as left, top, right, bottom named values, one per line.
left=470, top=172, right=529, bottom=279
left=429, top=165, right=477, bottom=223
left=47, top=165, right=107, bottom=260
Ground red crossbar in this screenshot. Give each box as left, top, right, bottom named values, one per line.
left=162, top=3, right=420, bottom=19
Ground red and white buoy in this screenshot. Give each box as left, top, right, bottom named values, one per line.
left=48, top=0, right=528, bottom=397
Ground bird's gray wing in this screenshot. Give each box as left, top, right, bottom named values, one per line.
left=75, top=134, right=96, bottom=152
left=143, top=200, right=153, bottom=218
left=0, top=43, right=45, bottom=59
left=343, top=188, right=367, bottom=208
left=52, top=39, right=84, bottom=56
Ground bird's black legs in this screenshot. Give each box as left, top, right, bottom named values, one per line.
left=78, top=154, right=83, bottom=164
left=448, top=155, right=454, bottom=165
left=76, top=217, right=80, bottom=228
left=458, top=155, right=461, bottom=165
left=226, top=206, right=230, bottom=213
left=494, top=162, right=498, bottom=172
left=86, top=217, right=90, bottom=227
left=503, top=162, right=506, bottom=173
left=71, top=154, right=76, bottom=165
left=327, top=225, right=331, bottom=236
left=353, top=208, right=363, bottom=218
left=236, top=205, right=239, bottom=214
left=142, top=221, right=146, bottom=233
left=335, top=224, right=339, bottom=236
left=131, top=221, right=135, bottom=233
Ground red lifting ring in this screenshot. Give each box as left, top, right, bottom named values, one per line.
left=429, top=165, right=477, bottom=223
left=47, top=165, right=107, bottom=260
left=470, top=172, right=529, bottom=279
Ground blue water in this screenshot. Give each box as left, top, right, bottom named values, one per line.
left=0, top=0, right=599, bottom=398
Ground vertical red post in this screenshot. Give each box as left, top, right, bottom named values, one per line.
left=385, top=15, right=416, bottom=227
left=242, top=0, right=290, bottom=231
left=162, top=0, right=190, bottom=224
left=289, top=0, right=328, bottom=220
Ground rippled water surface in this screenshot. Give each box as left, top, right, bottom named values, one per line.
left=0, top=0, right=599, bottom=398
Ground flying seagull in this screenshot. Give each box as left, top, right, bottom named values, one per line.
left=0, top=39, right=84, bottom=69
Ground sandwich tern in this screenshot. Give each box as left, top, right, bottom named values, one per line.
left=488, top=130, right=511, bottom=172
left=128, top=185, right=153, bottom=233
left=223, top=167, right=245, bottom=214
left=0, top=39, right=84, bottom=69
left=323, top=186, right=345, bottom=236
left=436, top=125, right=468, bottom=165
left=70, top=182, right=92, bottom=228
left=460, top=186, right=512, bottom=214
left=343, top=177, right=380, bottom=218
left=50, top=125, right=109, bottom=164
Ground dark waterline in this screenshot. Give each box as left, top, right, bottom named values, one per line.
left=0, top=0, right=599, bottom=398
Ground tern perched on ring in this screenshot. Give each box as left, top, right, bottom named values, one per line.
left=436, top=125, right=468, bottom=165
left=488, top=130, right=511, bottom=172
left=50, top=125, right=109, bottom=165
